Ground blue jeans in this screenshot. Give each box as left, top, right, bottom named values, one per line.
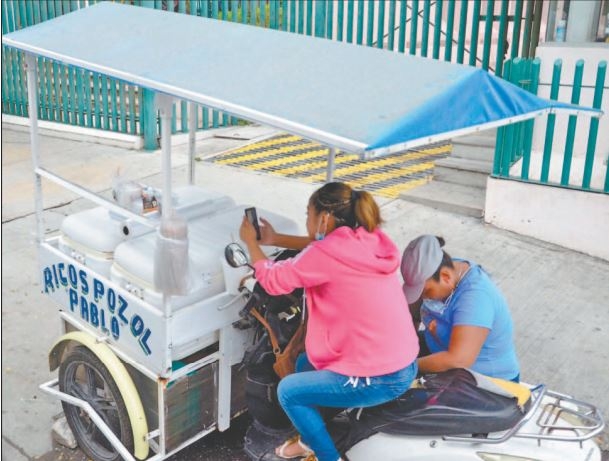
left=278, top=354, right=418, bottom=461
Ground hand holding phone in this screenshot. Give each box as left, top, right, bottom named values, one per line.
left=244, top=207, right=261, bottom=240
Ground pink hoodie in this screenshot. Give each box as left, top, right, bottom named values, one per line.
left=254, top=226, right=419, bottom=377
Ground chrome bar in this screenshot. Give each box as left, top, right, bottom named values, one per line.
left=35, top=167, right=157, bottom=227
left=39, top=379, right=138, bottom=461
left=443, top=384, right=548, bottom=444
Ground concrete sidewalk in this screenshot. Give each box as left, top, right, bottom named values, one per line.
left=2, top=125, right=608, bottom=460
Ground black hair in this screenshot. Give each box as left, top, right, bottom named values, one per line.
left=309, top=182, right=382, bottom=232
left=430, top=236, right=454, bottom=281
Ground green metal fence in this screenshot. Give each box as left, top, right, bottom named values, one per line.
left=2, top=0, right=542, bottom=150
left=493, top=58, right=608, bottom=194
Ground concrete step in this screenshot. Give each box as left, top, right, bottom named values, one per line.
left=433, top=157, right=492, bottom=188
left=399, top=181, right=485, bottom=218
left=451, top=132, right=497, bottom=162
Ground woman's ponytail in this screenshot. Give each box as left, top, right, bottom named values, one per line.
left=310, top=182, right=382, bottom=232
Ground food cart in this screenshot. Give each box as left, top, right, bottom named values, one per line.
left=2, top=3, right=603, bottom=461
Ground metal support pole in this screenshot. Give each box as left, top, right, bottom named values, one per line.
left=326, top=147, right=336, bottom=183
left=157, top=94, right=174, bottom=219
left=25, top=53, right=44, bottom=243
left=217, top=325, right=233, bottom=432
left=188, top=102, right=197, bottom=185
left=157, top=93, right=174, bottom=377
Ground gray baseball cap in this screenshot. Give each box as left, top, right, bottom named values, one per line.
left=401, top=235, right=443, bottom=303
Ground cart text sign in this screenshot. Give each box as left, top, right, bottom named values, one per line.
left=43, top=262, right=153, bottom=354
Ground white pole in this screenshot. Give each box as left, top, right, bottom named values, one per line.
left=157, top=94, right=174, bottom=220
left=156, top=93, right=174, bottom=375
left=24, top=53, right=44, bottom=243
left=188, top=102, right=197, bottom=185
left=326, top=146, right=336, bottom=183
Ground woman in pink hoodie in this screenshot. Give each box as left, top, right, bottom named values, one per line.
left=239, top=182, right=419, bottom=461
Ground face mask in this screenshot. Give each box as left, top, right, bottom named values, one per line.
left=422, top=298, right=447, bottom=315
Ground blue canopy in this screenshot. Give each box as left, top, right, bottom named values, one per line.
left=2, top=2, right=600, bottom=158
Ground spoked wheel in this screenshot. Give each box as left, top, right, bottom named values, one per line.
left=58, top=346, right=133, bottom=461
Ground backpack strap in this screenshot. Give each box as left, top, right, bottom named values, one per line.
left=250, top=307, right=281, bottom=355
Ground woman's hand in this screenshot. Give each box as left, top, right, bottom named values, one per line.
left=258, top=217, right=276, bottom=245
left=240, top=216, right=259, bottom=246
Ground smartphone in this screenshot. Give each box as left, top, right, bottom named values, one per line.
left=244, top=207, right=261, bottom=240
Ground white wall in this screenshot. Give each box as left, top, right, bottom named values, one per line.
left=485, top=176, right=609, bottom=261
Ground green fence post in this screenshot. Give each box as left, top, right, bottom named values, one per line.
left=142, top=89, right=157, bottom=150
left=366, top=0, right=375, bottom=47
left=444, top=0, right=455, bottom=62
left=468, top=1, right=480, bottom=66
left=583, top=61, right=606, bottom=189
left=456, top=0, right=468, bottom=63
left=306, top=0, right=313, bottom=35
left=326, top=0, right=333, bottom=39
left=298, top=0, right=304, bottom=34
left=356, top=0, right=364, bottom=45
left=509, top=59, right=523, bottom=165
left=409, top=0, right=419, bottom=55
left=346, top=0, right=354, bottom=43
left=119, top=82, right=127, bottom=133
left=46, top=59, right=55, bottom=122
left=128, top=85, right=136, bottom=134
left=387, top=0, right=396, bottom=51
left=561, top=60, right=584, bottom=186
left=76, top=66, right=85, bottom=126
left=289, top=0, right=296, bottom=32
left=398, top=0, right=407, bottom=53
left=270, top=0, right=277, bottom=29
left=541, top=60, right=562, bottom=183
left=110, top=77, right=118, bottom=131
left=421, top=0, right=430, bottom=57
left=314, top=0, right=326, bottom=38
left=282, top=0, right=288, bottom=31
left=376, top=0, right=385, bottom=49
left=432, top=0, right=442, bottom=59
left=92, top=72, right=101, bottom=129
left=521, top=58, right=540, bottom=180
left=37, top=58, right=47, bottom=120
left=495, top=0, right=508, bottom=77
left=481, top=0, right=494, bottom=70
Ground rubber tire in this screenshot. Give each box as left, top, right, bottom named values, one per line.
left=58, top=346, right=134, bottom=461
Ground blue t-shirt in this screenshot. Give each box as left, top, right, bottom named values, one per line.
left=421, top=260, right=520, bottom=380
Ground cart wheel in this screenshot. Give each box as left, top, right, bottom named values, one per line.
left=58, top=346, right=134, bottom=461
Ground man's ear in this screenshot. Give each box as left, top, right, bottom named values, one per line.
left=439, top=267, right=452, bottom=285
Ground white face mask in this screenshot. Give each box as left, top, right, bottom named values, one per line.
left=422, top=265, right=470, bottom=315
left=422, top=297, right=449, bottom=315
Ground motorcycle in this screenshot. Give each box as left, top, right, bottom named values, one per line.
left=224, top=244, right=606, bottom=461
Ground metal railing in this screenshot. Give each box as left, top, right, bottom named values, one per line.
left=493, top=57, right=608, bottom=194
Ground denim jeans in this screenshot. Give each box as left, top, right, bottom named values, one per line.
left=278, top=354, right=418, bottom=461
